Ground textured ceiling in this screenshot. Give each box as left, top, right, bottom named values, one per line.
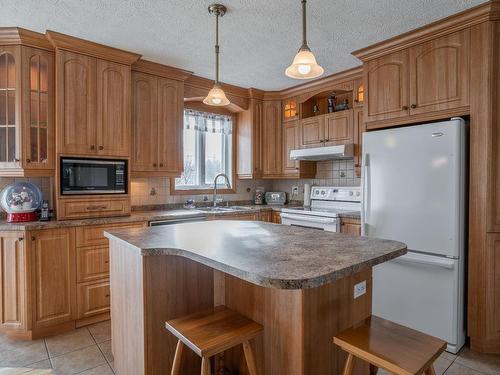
left=0, top=0, right=486, bottom=90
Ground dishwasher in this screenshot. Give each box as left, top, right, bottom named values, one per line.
left=148, top=214, right=207, bottom=226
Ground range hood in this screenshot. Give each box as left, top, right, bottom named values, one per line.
left=290, top=144, right=354, bottom=161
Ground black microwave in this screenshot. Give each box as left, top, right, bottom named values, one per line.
left=60, top=158, right=127, bottom=195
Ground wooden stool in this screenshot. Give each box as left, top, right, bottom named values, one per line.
left=333, top=316, right=446, bottom=375
left=166, top=306, right=263, bottom=375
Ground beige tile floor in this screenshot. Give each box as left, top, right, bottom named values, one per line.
left=2, top=321, right=500, bottom=375
left=0, top=321, right=113, bottom=375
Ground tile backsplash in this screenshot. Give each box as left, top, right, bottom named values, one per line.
left=0, top=177, right=54, bottom=208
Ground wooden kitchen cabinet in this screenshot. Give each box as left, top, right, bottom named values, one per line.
left=30, top=228, right=76, bottom=329
left=57, top=50, right=131, bottom=157
left=353, top=78, right=365, bottom=108
left=0, top=232, right=28, bottom=332
left=237, top=98, right=263, bottom=179
left=365, top=50, right=410, bottom=123
left=56, top=50, right=97, bottom=155
left=299, top=115, right=325, bottom=148
left=0, top=29, right=55, bottom=176
left=57, top=196, right=131, bottom=220
left=340, top=218, right=361, bottom=236
left=77, top=279, right=110, bottom=319
left=131, top=71, right=184, bottom=176
left=96, top=59, right=131, bottom=157
left=324, top=110, right=354, bottom=146
left=353, top=107, right=365, bottom=175
left=271, top=211, right=282, bottom=224
left=361, top=30, right=470, bottom=126
left=408, top=29, right=470, bottom=115
left=262, top=100, right=282, bottom=178
left=77, top=245, right=109, bottom=283
left=282, top=120, right=316, bottom=178
left=283, top=98, right=299, bottom=121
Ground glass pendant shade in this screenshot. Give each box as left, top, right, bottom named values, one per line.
left=286, top=47, right=324, bottom=79
left=203, top=83, right=230, bottom=106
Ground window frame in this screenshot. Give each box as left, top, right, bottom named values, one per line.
left=170, top=104, right=236, bottom=196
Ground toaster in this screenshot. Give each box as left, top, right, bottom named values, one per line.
left=265, top=191, right=287, bottom=205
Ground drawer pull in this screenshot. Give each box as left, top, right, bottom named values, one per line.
left=104, top=260, right=109, bottom=264
left=105, top=294, right=110, bottom=298
left=86, top=205, right=108, bottom=211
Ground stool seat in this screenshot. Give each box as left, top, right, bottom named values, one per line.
left=166, top=306, right=263, bottom=375
left=334, top=316, right=446, bottom=375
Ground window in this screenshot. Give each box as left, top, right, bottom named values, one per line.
left=174, top=109, right=233, bottom=191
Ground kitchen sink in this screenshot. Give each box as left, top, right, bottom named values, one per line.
left=198, top=206, right=252, bottom=213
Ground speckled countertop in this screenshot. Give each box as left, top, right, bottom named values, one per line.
left=0, top=204, right=360, bottom=231
left=105, top=221, right=405, bottom=290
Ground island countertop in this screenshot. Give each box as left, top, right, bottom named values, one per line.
left=105, top=220, right=406, bottom=289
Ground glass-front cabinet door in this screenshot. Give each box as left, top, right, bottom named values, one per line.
left=0, top=45, right=54, bottom=174
left=0, top=46, right=20, bottom=169
left=22, top=46, right=54, bottom=170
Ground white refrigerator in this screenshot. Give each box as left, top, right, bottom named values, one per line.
left=361, top=118, right=467, bottom=353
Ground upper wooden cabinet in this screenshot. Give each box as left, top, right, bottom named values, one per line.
left=408, top=29, right=470, bottom=115
left=283, top=98, right=299, bottom=121
left=131, top=70, right=184, bottom=176
left=0, top=29, right=55, bottom=176
left=299, top=110, right=354, bottom=149
left=261, top=100, right=282, bottom=178
left=282, top=120, right=316, bottom=178
left=361, top=30, right=470, bottom=126
left=365, top=50, right=410, bottom=123
left=237, top=98, right=263, bottom=179
left=56, top=50, right=131, bottom=157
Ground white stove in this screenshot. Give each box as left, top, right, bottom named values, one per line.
left=281, top=186, right=361, bottom=232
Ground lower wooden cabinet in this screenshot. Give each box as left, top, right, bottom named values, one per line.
left=271, top=211, right=282, bottom=224
left=340, top=218, right=361, bottom=236
left=209, top=212, right=260, bottom=221
left=77, top=279, right=111, bottom=319
left=30, top=228, right=77, bottom=329
left=0, top=232, right=28, bottom=331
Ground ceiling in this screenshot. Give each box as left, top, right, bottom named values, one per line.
left=0, top=0, right=486, bottom=91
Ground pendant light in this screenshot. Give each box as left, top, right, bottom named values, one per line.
left=204, top=4, right=230, bottom=106
left=285, top=0, right=324, bottom=80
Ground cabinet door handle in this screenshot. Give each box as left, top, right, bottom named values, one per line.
left=153, top=163, right=157, bottom=167
left=31, top=236, right=36, bottom=241
left=14, top=158, right=19, bottom=162
left=410, top=104, right=417, bottom=109
left=159, top=163, right=164, bottom=167
left=105, top=294, right=110, bottom=298
left=86, top=205, right=107, bottom=210
left=104, top=260, right=109, bottom=264
left=402, top=106, right=408, bottom=111
left=99, top=146, right=104, bottom=150
left=90, top=145, right=95, bottom=150
left=26, top=158, right=31, bottom=163
left=18, top=237, right=24, bottom=241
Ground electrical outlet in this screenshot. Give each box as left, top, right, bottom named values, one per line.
left=291, top=186, right=299, bottom=197
left=149, top=187, right=157, bottom=196
left=353, top=280, right=366, bottom=299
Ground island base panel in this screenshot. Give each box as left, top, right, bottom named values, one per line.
left=110, top=240, right=372, bottom=375
left=220, top=271, right=371, bottom=375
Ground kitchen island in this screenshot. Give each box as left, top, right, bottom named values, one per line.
left=105, top=221, right=406, bottom=375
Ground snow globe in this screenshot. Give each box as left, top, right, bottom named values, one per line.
left=0, top=182, right=43, bottom=222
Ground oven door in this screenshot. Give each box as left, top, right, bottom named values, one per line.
left=280, top=213, right=339, bottom=232
left=61, top=158, right=127, bottom=195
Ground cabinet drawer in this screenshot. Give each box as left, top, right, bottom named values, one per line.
left=77, top=246, right=109, bottom=282
left=76, top=222, right=146, bottom=247
left=77, top=279, right=110, bottom=319
left=58, top=197, right=131, bottom=220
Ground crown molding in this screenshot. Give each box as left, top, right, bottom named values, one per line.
left=352, top=0, right=500, bottom=61
left=0, top=27, right=53, bottom=51
left=46, top=30, right=141, bottom=65
left=132, top=59, right=192, bottom=81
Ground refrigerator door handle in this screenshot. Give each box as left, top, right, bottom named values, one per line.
left=392, top=252, right=455, bottom=269
left=361, top=154, right=369, bottom=236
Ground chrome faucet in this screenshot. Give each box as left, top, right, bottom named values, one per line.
left=213, top=173, right=231, bottom=207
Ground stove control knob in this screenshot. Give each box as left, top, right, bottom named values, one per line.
left=321, top=190, right=326, bottom=196
left=356, top=191, right=361, bottom=196
left=349, top=191, right=354, bottom=196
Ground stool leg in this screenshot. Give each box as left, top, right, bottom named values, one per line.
left=342, top=353, right=354, bottom=375
left=171, top=340, right=184, bottom=375
left=201, top=357, right=211, bottom=375
left=243, top=340, right=258, bottom=375
left=425, top=364, right=436, bottom=375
